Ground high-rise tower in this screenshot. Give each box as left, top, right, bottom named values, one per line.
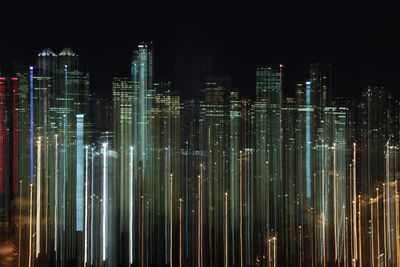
left=131, top=42, right=154, bottom=266
left=254, top=65, right=283, bottom=265
left=309, top=63, right=332, bottom=107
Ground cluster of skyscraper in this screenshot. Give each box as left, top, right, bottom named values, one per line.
left=1, top=42, right=400, bottom=266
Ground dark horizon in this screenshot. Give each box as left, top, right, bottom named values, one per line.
left=1, top=1, right=400, bottom=99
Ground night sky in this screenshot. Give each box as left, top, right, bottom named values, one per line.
left=0, top=1, right=399, bottom=99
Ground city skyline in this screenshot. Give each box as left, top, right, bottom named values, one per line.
left=1, top=42, right=400, bottom=266
left=2, top=2, right=400, bottom=266
left=1, top=46, right=399, bottom=100
left=1, top=2, right=400, bottom=97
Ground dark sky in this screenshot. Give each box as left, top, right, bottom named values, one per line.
left=0, top=1, right=399, bottom=99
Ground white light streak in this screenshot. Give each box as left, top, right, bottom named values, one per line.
left=84, top=145, right=89, bottom=265
left=29, top=184, right=33, bottom=267
left=36, top=137, right=41, bottom=258
left=102, top=143, right=108, bottom=262
left=54, top=135, right=58, bottom=253
left=129, top=146, right=133, bottom=264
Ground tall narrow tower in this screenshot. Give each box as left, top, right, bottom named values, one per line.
left=131, top=42, right=154, bottom=266
left=254, top=65, right=283, bottom=265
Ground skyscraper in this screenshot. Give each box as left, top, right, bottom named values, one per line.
left=253, top=65, right=282, bottom=264
left=0, top=77, right=7, bottom=232
left=358, top=86, right=387, bottom=197
left=131, top=42, right=154, bottom=266
left=309, top=63, right=332, bottom=108
left=93, top=97, right=113, bottom=139
left=199, top=76, right=230, bottom=265
left=0, top=76, right=23, bottom=267
left=112, top=76, right=133, bottom=264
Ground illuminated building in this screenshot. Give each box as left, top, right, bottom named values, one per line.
left=253, top=65, right=282, bottom=265
left=150, top=80, right=182, bottom=265
left=199, top=76, right=230, bottom=265
left=0, top=77, right=19, bottom=231
left=358, top=86, right=388, bottom=196
left=3, top=43, right=400, bottom=267
left=309, top=63, right=332, bottom=108
left=228, top=90, right=241, bottom=266
left=112, top=76, right=133, bottom=263
left=94, top=97, right=113, bottom=139
left=131, top=42, right=154, bottom=266
left=281, top=97, right=299, bottom=265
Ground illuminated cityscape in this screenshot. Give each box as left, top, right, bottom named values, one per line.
left=1, top=42, right=400, bottom=266
left=1, top=2, right=400, bottom=266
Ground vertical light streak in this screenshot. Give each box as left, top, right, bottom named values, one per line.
left=239, top=151, right=243, bottom=267
left=322, top=145, right=327, bottom=267
left=29, top=66, right=34, bottom=184
left=170, top=173, right=173, bottom=267
left=376, top=188, right=379, bottom=264
left=349, top=163, right=353, bottom=266
left=102, top=143, right=108, bottom=262
left=383, top=184, right=387, bottom=267
left=198, top=164, right=203, bottom=267
left=84, top=145, right=89, bottom=265
left=371, top=198, right=375, bottom=267
left=224, top=192, right=228, bottom=267
left=63, top=114, right=67, bottom=236
left=333, top=143, right=338, bottom=261
left=344, top=217, right=348, bottom=267
left=358, top=195, right=362, bottom=267
left=299, top=226, right=303, bottom=267
left=395, top=182, right=400, bottom=266
left=179, top=198, right=183, bottom=267
left=197, top=173, right=201, bottom=267
left=76, top=115, right=84, bottom=231
left=18, top=175, right=22, bottom=267
left=396, top=150, right=399, bottom=265
left=28, top=67, right=34, bottom=265
left=352, top=143, right=357, bottom=262
left=164, top=150, right=169, bottom=264
left=268, top=238, right=271, bottom=266
left=311, top=181, right=315, bottom=267
left=61, top=114, right=66, bottom=264
left=54, top=135, right=58, bottom=254
left=268, top=237, right=277, bottom=267
left=62, top=65, right=68, bottom=264
left=245, top=151, right=251, bottom=265
left=90, top=148, right=94, bottom=266
left=140, top=195, right=144, bottom=267
left=28, top=184, right=33, bottom=267
left=396, top=183, right=400, bottom=266
left=385, top=144, right=391, bottom=265
left=346, top=165, right=351, bottom=267
left=11, top=78, right=18, bottom=195
left=343, top=211, right=347, bottom=267
left=45, top=136, right=48, bottom=256
left=129, top=146, right=134, bottom=264
left=273, top=237, right=277, bottom=267
left=305, top=81, right=311, bottom=198
left=185, top=143, right=189, bottom=260
left=36, top=137, right=41, bottom=258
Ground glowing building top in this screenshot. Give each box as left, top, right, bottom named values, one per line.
left=38, top=48, right=57, bottom=57
left=58, top=48, right=79, bottom=70
left=59, top=47, right=77, bottom=57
